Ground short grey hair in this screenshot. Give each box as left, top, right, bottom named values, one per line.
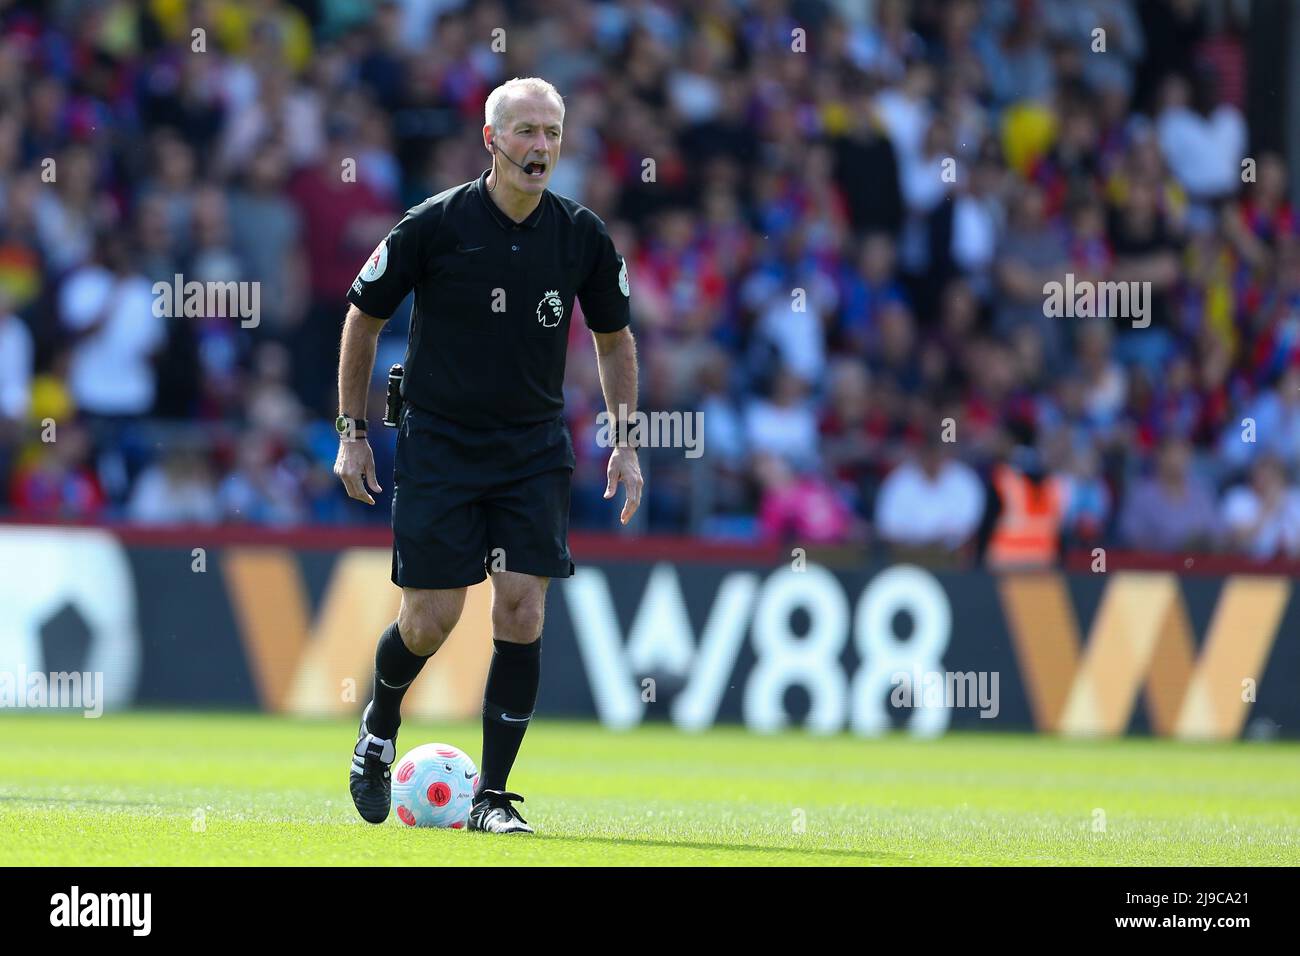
left=484, top=77, right=565, bottom=131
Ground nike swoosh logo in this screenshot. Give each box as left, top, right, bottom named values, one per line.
left=500, top=713, right=530, bottom=722
left=456, top=244, right=486, bottom=253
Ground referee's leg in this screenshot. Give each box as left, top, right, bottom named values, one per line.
left=478, top=570, right=548, bottom=796
left=367, top=587, right=467, bottom=740
left=349, top=586, right=464, bottom=824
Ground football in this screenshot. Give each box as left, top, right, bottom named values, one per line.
left=390, top=743, right=479, bottom=829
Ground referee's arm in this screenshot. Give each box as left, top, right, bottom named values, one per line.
left=334, top=303, right=387, bottom=505
left=336, top=208, right=427, bottom=505
left=593, top=325, right=642, bottom=525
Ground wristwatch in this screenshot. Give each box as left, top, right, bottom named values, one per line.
left=335, top=414, right=367, bottom=439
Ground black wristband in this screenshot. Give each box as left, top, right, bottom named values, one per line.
left=336, top=413, right=368, bottom=440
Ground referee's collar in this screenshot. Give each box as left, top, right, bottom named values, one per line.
left=475, top=170, right=547, bottom=231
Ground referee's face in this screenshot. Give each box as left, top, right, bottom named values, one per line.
left=486, top=92, right=563, bottom=197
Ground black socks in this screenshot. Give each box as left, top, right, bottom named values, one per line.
left=479, top=638, right=541, bottom=793
left=367, top=625, right=540, bottom=792
left=366, top=621, right=430, bottom=740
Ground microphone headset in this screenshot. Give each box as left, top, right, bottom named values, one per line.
left=488, top=137, right=542, bottom=190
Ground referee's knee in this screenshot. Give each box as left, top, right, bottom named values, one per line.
left=397, top=591, right=466, bottom=655
left=491, top=600, right=544, bottom=645
left=400, top=620, right=452, bottom=656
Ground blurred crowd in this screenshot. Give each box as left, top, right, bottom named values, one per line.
left=3, top=0, right=1299, bottom=563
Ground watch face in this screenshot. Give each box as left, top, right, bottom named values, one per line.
left=335, top=415, right=350, bottom=436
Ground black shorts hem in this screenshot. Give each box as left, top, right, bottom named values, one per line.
left=390, top=567, right=489, bottom=591
left=487, top=557, right=575, bottom=580
left=390, top=559, right=573, bottom=589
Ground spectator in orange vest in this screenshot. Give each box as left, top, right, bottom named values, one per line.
left=984, top=443, right=1067, bottom=568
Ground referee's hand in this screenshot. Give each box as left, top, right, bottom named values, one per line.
left=334, top=437, right=383, bottom=505
left=604, top=446, right=643, bottom=525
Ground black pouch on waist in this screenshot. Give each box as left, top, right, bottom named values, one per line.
left=383, top=364, right=404, bottom=427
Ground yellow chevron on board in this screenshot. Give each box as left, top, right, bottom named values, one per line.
left=222, top=548, right=312, bottom=712
left=1174, top=576, right=1289, bottom=740
left=283, top=549, right=402, bottom=716
left=998, top=572, right=1080, bottom=732
left=225, top=546, right=496, bottom=720
left=1059, top=572, right=1181, bottom=737
left=1141, top=582, right=1195, bottom=736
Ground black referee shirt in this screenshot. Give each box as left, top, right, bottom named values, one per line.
left=346, top=170, right=631, bottom=430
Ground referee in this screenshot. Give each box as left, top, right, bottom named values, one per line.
left=335, top=77, right=641, bottom=833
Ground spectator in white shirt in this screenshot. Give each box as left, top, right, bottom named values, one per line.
left=742, top=236, right=836, bottom=387
left=0, top=289, right=33, bottom=424
left=58, top=233, right=166, bottom=418
left=875, top=60, right=935, bottom=166
left=744, top=367, right=820, bottom=469
left=1220, top=454, right=1300, bottom=560
left=875, top=437, right=986, bottom=552
left=1156, top=71, right=1246, bottom=205
left=126, top=446, right=221, bottom=525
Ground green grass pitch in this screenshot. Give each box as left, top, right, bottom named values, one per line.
left=1, top=711, right=1297, bottom=866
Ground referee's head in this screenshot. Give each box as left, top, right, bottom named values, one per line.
left=483, top=77, right=565, bottom=199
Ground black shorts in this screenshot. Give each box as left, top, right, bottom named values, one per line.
left=391, top=403, right=576, bottom=589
